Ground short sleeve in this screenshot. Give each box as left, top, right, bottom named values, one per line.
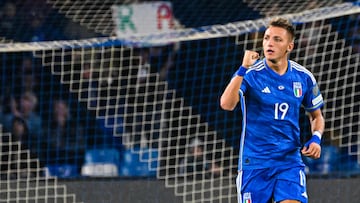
left=302, top=81, right=324, bottom=112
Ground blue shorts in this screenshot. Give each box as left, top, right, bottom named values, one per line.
left=236, top=165, right=308, bottom=203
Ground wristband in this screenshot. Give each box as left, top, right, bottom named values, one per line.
left=313, top=130, right=322, bottom=139
left=304, top=133, right=322, bottom=147
left=236, top=66, right=248, bottom=77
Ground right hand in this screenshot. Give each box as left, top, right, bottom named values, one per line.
left=242, top=50, right=260, bottom=68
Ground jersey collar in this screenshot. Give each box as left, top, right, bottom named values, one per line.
left=263, top=59, right=291, bottom=78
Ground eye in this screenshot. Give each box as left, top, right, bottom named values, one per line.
left=274, top=37, right=282, bottom=42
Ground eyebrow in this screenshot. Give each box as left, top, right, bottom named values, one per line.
left=264, top=34, right=282, bottom=39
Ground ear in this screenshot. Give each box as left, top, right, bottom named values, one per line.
left=287, top=42, right=294, bottom=52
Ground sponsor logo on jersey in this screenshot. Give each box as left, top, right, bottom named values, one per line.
left=261, top=86, right=271, bottom=93
left=293, top=82, right=302, bottom=97
left=243, top=192, right=252, bottom=203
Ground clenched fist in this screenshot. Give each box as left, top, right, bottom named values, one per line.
left=242, top=50, right=260, bottom=68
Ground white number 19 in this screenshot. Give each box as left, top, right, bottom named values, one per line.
left=274, top=102, right=289, bottom=120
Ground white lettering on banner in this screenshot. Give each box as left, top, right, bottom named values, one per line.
left=112, top=2, right=174, bottom=37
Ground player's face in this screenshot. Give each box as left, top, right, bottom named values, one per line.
left=262, top=26, right=294, bottom=63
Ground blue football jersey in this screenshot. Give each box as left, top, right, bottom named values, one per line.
left=237, top=59, right=324, bottom=170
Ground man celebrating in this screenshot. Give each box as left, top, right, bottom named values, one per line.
left=220, top=17, right=325, bottom=203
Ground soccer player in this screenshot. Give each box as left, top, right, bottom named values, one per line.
left=220, top=17, right=325, bottom=203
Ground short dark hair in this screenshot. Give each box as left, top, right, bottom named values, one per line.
left=268, top=17, right=295, bottom=41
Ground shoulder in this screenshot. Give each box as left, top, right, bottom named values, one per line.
left=246, top=60, right=266, bottom=74
left=289, top=60, right=317, bottom=85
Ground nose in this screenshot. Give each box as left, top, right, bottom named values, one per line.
left=264, top=39, right=272, bottom=48
left=267, top=39, right=274, bottom=47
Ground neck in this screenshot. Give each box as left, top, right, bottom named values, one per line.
left=266, top=58, right=288, bottom=75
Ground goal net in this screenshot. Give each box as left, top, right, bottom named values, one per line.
left=0, top=128, right=81, bottom=202
left=0, top=0, right=359, bottom=202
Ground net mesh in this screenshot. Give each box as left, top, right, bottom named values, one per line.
left=0, top=127, right=81, bottom=202
left=244, top=0, right=343, bottom=16
left=0, top=1, right=359, bottom=203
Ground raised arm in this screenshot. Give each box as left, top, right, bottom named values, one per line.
left=220, top=50, right=259, bottom=111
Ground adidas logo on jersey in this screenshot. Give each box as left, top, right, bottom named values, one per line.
left=261, top=87, right=271, bottom=93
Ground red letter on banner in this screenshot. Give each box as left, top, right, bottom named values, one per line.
left=157, top=4, right=173, bottom=30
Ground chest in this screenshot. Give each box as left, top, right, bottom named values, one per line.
left=247, top=72, right=307, bottom=107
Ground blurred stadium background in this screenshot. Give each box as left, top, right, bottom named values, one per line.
left=0, top=0, right=359, bottom=202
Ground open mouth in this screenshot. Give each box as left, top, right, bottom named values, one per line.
left=266, top=49, right=274, bottom=54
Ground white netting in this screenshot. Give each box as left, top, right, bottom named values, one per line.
left=0, top=2, right=359, bottom=203
left=45, top=0, right=349, bottom=36
left=46, top=0, right=134, bottom=36
left=244, top=0, right=343, bottom=16
left=0, top=127, right=82, bottom=203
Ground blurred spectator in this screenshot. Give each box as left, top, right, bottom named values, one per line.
left=14, top=57, right=40, bottom=95
left=2, top=92, right=43, bottom=155
left=139, top=43, right=179, bottom=82
left=70, top=52, right=99, bottom=107
left=0, top=97, right=4, bottom=126
left=0, top=2, right=17, bottom=39
left=179, top=138, right=222, bottom=179
left=123, top=44, right=178, bottom=149
left=27, top=11, right=45, bottom=42
left=349, top=15, right=360, bottom=53
left=0, top=0, right=68, bottom=42
left=44, top=99, right=85, bottom=166
left=63, top=20, right=98, bottom=40
left=10, top=116, right=30, bottom=148
left=1, top=116, right=40, bottom=179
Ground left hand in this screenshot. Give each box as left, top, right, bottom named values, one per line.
left=301, top=143, right=321, bottom=159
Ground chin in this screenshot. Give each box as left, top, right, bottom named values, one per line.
left=265, top=56, right=275, bottom=61
left=265, top=57, right=278, bottom=64
left=264, top=53, right=273, bottom=59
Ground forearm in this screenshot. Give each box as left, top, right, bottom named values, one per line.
left=309, top=111, right=325, bottom=134
left=221, top=50, right=259, bottom=111
left=312, top=117, right=324, bottom=134
left=220, top=76, right=243, bottom=111
left=302, top=109, right=324, bottom=159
